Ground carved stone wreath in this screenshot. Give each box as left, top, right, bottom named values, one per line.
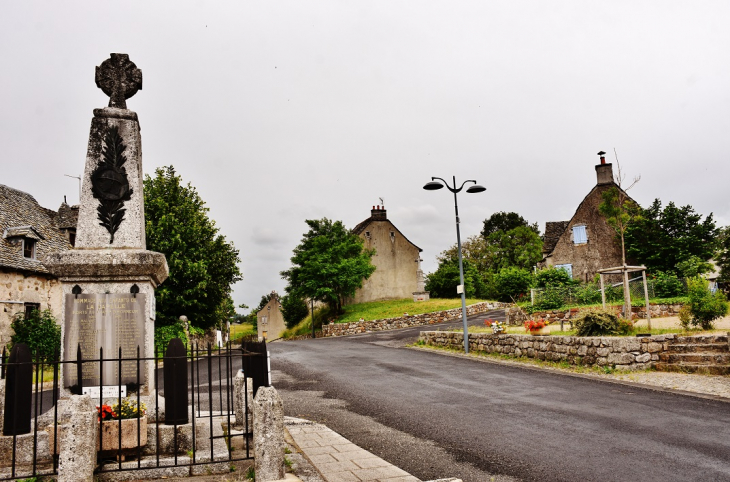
left=92, top=126, right=133, bottom=243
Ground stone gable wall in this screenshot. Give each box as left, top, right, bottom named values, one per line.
left=420, top=331, right=679, bottom=370
left=322, top=301, right=510, bottom=337
left=544, top=184, right=626, bottom=283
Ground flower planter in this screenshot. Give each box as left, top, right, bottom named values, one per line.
left=97, top=418, right=148, bottom=452
left=529, top=327, right=550, bottom=336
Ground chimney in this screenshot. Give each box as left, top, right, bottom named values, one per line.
left=595, top=151, right=613, bottom=185
left=371, top=205, right=387, bottom=220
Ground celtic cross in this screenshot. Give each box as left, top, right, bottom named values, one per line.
left=95, top=53, right=142, bottom=109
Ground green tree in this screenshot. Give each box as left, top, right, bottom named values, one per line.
left=425, top=258, right=487, bottom=299
left=10, top=309, right=61, bottom=362
left=681, top=276, right=728, bottom=330
left=281, top=218, right=376, bottom=314
left=492, top=267, right=533, bottom=302
left=717, top=226, right=730, bottom=284
left=481, top=211, right=539, bottom=238
left=281, top=293, right=310, bottom=329
left=624, top=199, right=718, bottom=275
left=487, top=225, right=543, bottom=272
left=144, top=166, right=242, bottom=330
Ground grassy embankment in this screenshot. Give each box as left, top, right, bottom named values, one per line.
left=281, top=298, right=487, bottom=338
left=229, top=322, right=257, bottom=343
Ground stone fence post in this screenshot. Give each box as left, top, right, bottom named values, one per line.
left=58, top=395, right=97, bottom=482
left=253, top=386, right=285, bottom=481
left=0, top=379, right=5, bottom=434
left=234, top=371, right=253, bottom=430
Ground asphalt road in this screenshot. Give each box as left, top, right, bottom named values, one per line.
left=269, top=310, right=730, bottom=482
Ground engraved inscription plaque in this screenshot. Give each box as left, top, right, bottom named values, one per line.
left=63, top=293, right=145, bottom=387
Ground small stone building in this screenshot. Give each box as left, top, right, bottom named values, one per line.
left=350, top=205, right=423, bottom=304
left=257, top=292, right=285, bottom=341
left=540, top=156, right=637, bottom=282
left=0, top=184, right=78, bottom=349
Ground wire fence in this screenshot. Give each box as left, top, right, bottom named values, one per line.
left=530, top=277, right=690, bottom=309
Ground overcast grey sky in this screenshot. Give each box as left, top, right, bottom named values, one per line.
left=2, top=1, right=729, bottom=312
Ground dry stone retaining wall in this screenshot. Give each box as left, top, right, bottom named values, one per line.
left=322, top=301, right=510, bottom=337
left=420, top=331, right=679, bottom=370
left=514, top=303, right=685, bottom=325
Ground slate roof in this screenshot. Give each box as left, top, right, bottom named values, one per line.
left=352, top=214, right=422, bottom=252
left=0, top=184, right=73, bottom=274
left=542, top=221, right=570, bottom=255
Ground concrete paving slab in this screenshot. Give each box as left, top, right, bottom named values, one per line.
left=286, top=417, right=428, bottom=482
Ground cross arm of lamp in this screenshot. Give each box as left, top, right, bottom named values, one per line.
left=423, top=176, right=486, bottom=194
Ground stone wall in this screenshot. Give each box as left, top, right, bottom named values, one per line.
left=322, top=301, right=510, bottom=337
left=420, top=331, right=678, bottom=370
left=0, top=268, right=63, bottom=350
left=526, top=303, right=684, bottom=324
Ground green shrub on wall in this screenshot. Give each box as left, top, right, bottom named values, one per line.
left=681, top=276, right=728, bottom=330
left=10, top=309, right=61, bottom=363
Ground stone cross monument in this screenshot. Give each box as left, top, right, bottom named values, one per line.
left=45, top=54, right=168, bottom=397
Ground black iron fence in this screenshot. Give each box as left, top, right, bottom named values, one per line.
left=0, top=339, right=270, bottom=481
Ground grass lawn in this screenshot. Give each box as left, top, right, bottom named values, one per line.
left=337, top=298, right=487, bottom=323
left=230, top=322, right=256, bottom=341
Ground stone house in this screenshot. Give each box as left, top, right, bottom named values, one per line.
left=540, top=155, right=637, bottom=282
left=257, top=291, right=286, bottom=341
left=350, top=205, right=423, bottom=304
left=0, top=184, right=78, bottom=350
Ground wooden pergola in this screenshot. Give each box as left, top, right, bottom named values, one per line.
left=596, top=265, right=651, bottom=330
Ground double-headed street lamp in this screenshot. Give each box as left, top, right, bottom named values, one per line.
left=424, top=176, right=486, bottom=354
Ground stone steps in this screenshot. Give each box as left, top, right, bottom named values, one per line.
left=659, top=353, right=730, bottom=364
left=674, top=335, right=728, bottom=344
left=666, top=343, right=728, bottom=353
left=654, top=334, right=729, bottom=374
left=653, top=363, right=730, bottom=376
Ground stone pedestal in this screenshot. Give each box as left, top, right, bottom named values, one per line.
left=44, top=55, right=168, bottom=396
left=412, top=291, right=430, bottom=302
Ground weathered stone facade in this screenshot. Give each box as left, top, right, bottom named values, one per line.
left=420, top=331, right=679, bottom=370
left=540, top=159, right=637, bottom=283
left=0, top=184, right=77, bottom=351
left=0, top=269, right=63, bottom=348
left=350, top=206, right=422, bottom=304
left=322, top=301, right=510, bottom=337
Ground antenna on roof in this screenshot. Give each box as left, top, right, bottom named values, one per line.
left=64, top=174, right=81, bottom=203
left=379, top=197, right=384, bottom=207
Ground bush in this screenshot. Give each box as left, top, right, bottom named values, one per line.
left=154, top=322, right=188, bottom=355
left=493, top=267, right=533, bottom=302
left=573, top=309, right=624, bottom=337
left=535, top=267, right=576, bottom=288
left=531, top=286, right=565, bottom=311
left=653, top=271, right=685, bottom=298
left=10, top=309, right=61, bottom=362
left=574, top=283, right=602, bottom=305
left=683, top=276, right=728, bottom=329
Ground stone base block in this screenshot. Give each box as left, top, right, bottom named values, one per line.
left=144, top=422, right=193, bottom=455
left=413, top=291, right=430, bottom=302
left=97, top=456, right=191, bottom=481
left=0, top=431, right=52, bottom=466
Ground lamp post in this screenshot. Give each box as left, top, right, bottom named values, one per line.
left=424, top=176, right=486, bottom=354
